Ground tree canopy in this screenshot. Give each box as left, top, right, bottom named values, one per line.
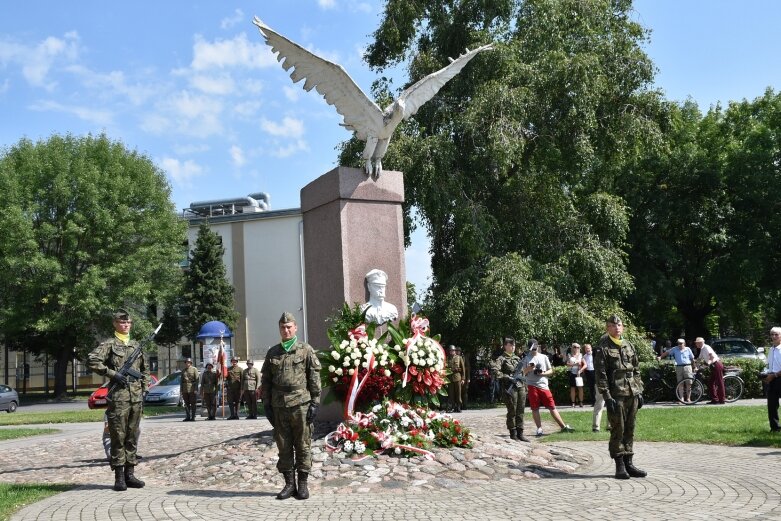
left=0, top=133, right=186, bottom=395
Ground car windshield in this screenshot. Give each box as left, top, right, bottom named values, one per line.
left=713, top=340, right=756, bottom=355
left=156, top=372, right=182, bottom=386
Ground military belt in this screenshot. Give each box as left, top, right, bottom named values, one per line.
left=275, top=384, right=306, bottom=392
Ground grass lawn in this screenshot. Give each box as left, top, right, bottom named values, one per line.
left=0, top=406, right=180, bottom=426
left=0, top=428, right=59, bottom=441
left=0, top=483, right=72, bottom=521
left=543, top=405, right=781, bottom=447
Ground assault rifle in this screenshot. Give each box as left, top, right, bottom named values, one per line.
left=107, top=322, right=163, bottom=395
left=505, top=359, right=528, bottom=396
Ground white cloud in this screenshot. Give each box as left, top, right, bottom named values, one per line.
left=160, top=157, right=204, bottom=187
left=260, top=116, right=304, bottom=138
left=318, top=0, right=337, bottom=9
left=65, top=64, right=157, bottom=105
left=270, top=139, right=308, bottom=158
left=190, top=73, right=235, bottom=95
left=29, top=99, right=112, bottom=125
left=173, top=143, right=210, bottom=155
left=229, top=145, right=246, bottom=167
left=220, top=9, right=244, bottom=29
left=0, top=79, right=9, bottom=94
left=232, top=100, right=262, bottom=119
left=283, top=85, right=300, bottom=102
left=190, top=33, right=277, bottom=71
left=0, top=31, right=80, bottom=90
left=140, top=113, right=171, bottom=134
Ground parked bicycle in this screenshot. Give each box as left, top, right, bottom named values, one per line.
left=644, top=365, right=690, bottom=404
left=677, top=364, right=744, bottom=404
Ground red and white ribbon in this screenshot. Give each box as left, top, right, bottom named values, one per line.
left=343, top=324, right=376, bottom=418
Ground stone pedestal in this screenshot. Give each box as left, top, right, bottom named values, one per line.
left=301, top=166, right=406, bottom=420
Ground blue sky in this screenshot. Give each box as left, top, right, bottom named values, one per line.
left=2, top=1, right=781, bottom=298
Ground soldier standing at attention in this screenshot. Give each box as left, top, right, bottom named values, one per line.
left=447, top=345, right=466, bottom=412
left=492, top=337, right=529, bottom=442
left=594, top=314, right=647, bottom=480
left=200, top=363, right=218, bottom=420
left=261, top=312, right=321, bottom=500
left=242, top=359, right=262, bottom=419
left=88, top=309, right=149, bottom=492
left=459, top=346, right=470, bottom=410
left=180, top=358, right=199, bottom=421
left=226, top=356, right=243, bottom=419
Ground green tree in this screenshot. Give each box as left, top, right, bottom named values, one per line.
left=0, top=133, right=186, bottom=396
left=181, top=223, right=238, bottom=340
left=341, top=0, right=661, bottom=351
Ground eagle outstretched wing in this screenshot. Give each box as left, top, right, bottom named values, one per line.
left=253, top=17, right=384, bottom=141
left=397, top=44, right=493, bottom=119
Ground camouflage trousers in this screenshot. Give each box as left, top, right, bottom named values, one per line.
left=273, top=403, right=312, bottom=473
left=448, top=380, right=463, bottom=409
left=607, top=394, right=639, bottom=458
left=503, top=383, right=527, bottom=431
left=107, top=399, right=142, bottom=469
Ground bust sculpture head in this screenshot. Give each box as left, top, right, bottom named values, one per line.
left=362, top=269, right=398, bottom=325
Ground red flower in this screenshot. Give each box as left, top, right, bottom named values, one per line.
left=451, top=436, right=458, bottom=444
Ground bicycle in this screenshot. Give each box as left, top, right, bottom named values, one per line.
left=644, top=365, right=691, bottom=404
left=674, top=364, right=744, bottom=404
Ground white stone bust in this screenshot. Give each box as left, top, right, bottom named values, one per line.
left=361, top=269, right=398, bottom=325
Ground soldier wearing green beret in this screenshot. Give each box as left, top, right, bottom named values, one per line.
left=180, top=358, right=199, bottom=421
left=226, top=356, right=243, bottom=419
left=200, top=363, right=218, bottom=420
left=88, top=309, right=149, bottom=491
left=594, top=314, right=647, bottom=480
left=261, top=311, right=321, bottom=500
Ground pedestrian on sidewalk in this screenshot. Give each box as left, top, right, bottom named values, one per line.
left=762, top=326, right=781, bottom=432
left=595, top=314, right=646, bottom=480
left=523, top=342, right=574, bottom=436
left=695, top=337, right=725, bottom=404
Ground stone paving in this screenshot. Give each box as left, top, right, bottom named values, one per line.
left=3, top=406, right=781, bottom=520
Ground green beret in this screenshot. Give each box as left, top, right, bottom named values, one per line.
left=279, top=311, right=296, bottom=324
left=113, top=308, right=131, bottom=321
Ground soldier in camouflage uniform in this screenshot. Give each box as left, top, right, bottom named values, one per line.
left=594, top=314, right=647, bottom=480
left=242, top=360, right=262, bottom=419
left=200, top=363, right=219, bottom=420
left=88, top=309, right=149, bottom=492
left=180, top=358, right=199, bottom=421
left=261, top=312, right=321, bottom=501
left=447, top=345, right=466, bottom=412
left=226, top=356, right=243, bottom=419
left=491, top=337, right=529, bottom=442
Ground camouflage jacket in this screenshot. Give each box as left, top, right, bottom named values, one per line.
left=88, top=336, right=149, bottom=404
left=448, top=354, right=466, bottom=383
left=201, top=371, right=219, bottom=394
left=260, top=341, right=321, bottom=408
left=492, top=353, right=523, bottom=387
left=594, top=334, right=644, bottom=398
left=241, top=366, right=262, bottom=391
left=226, top=365, right=243, bottom=387
left=180, top=366, right=200, bottom=393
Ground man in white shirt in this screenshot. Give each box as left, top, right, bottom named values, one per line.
left=522, top=342, right=574, bottom=436
left=695, top=337, right=725, bottom=404
left=762, top=326, right=781, bottom=432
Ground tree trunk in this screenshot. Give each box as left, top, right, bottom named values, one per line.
left=53, top=348, right=71, bottom=398
left=678, top=301, right=713, bottom=341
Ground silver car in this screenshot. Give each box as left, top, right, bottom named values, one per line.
left=0, top=384, right=19, bottom=413
left=711, top=337, right=766, bottom=362
left=144, top=371, right=184, bottom=406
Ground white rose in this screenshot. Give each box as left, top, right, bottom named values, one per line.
left=354, top=358, right=360, bottom=367
left=340, top=340, right=348, bottom=348
left=332, top=377, right=338, bottom=382
left=331, top=351, right=340, bottom=360
left=384, top=369, right=391, bottom=377
left=348, top=368, right=355, bottom=376
left=329, top=365, right=336, bottom=373
left=343, top=359, right=350, bottom=367
left=362, top=362, right=369, bottom=368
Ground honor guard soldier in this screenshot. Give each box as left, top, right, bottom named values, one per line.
left=88, top=309, right=149, bottom=491
left=242, top=360, right=262, bottom=419
left=261, top=312, right=321, bottom=500
left=180, top=358, right=199, bottom=421
left=200, top=363, right=218, bottom=420
left=226, top=356, right=243, bottom=419
left=447, top=345, right=466, bottom=412
left=492, top=337, right=529, bottom=442
left=595, top=314, right=647, bottom=479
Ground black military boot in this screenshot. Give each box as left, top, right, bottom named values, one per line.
left=614, top=457, right=630, bottom=480
left=509, top=428, right=519, bottom=440
left=228, top=404, right=236, bottom=419
left=295, top=471, right=310, bottom=500
left=124, top=465, right=145, bottom=488
left=515, top=428, right=530, bottom=442
left=623, top=455, right=647, bottom=478
left=114, top=466, right=127, bottom=491
left=276, top=471, right=297, bottom=500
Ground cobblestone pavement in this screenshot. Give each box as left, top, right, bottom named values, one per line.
left=4, top=406, right=781, bottom=520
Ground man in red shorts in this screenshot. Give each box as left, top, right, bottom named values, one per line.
left=522, top=340, right=574, bottom=436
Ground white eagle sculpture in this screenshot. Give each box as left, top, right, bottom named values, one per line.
left=253, top=17, right=492, bottom=178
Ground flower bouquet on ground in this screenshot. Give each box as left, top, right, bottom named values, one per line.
left=325, top=399, right=472, bottom=459
left=386, top=315, right=449, bottom=408
left=319, top=304, right=398, bottom=414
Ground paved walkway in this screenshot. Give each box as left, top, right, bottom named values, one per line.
left=4, top=403, right=781, bottom=520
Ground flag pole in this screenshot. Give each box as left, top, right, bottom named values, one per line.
left=220, top=332, right=225, bottom=419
